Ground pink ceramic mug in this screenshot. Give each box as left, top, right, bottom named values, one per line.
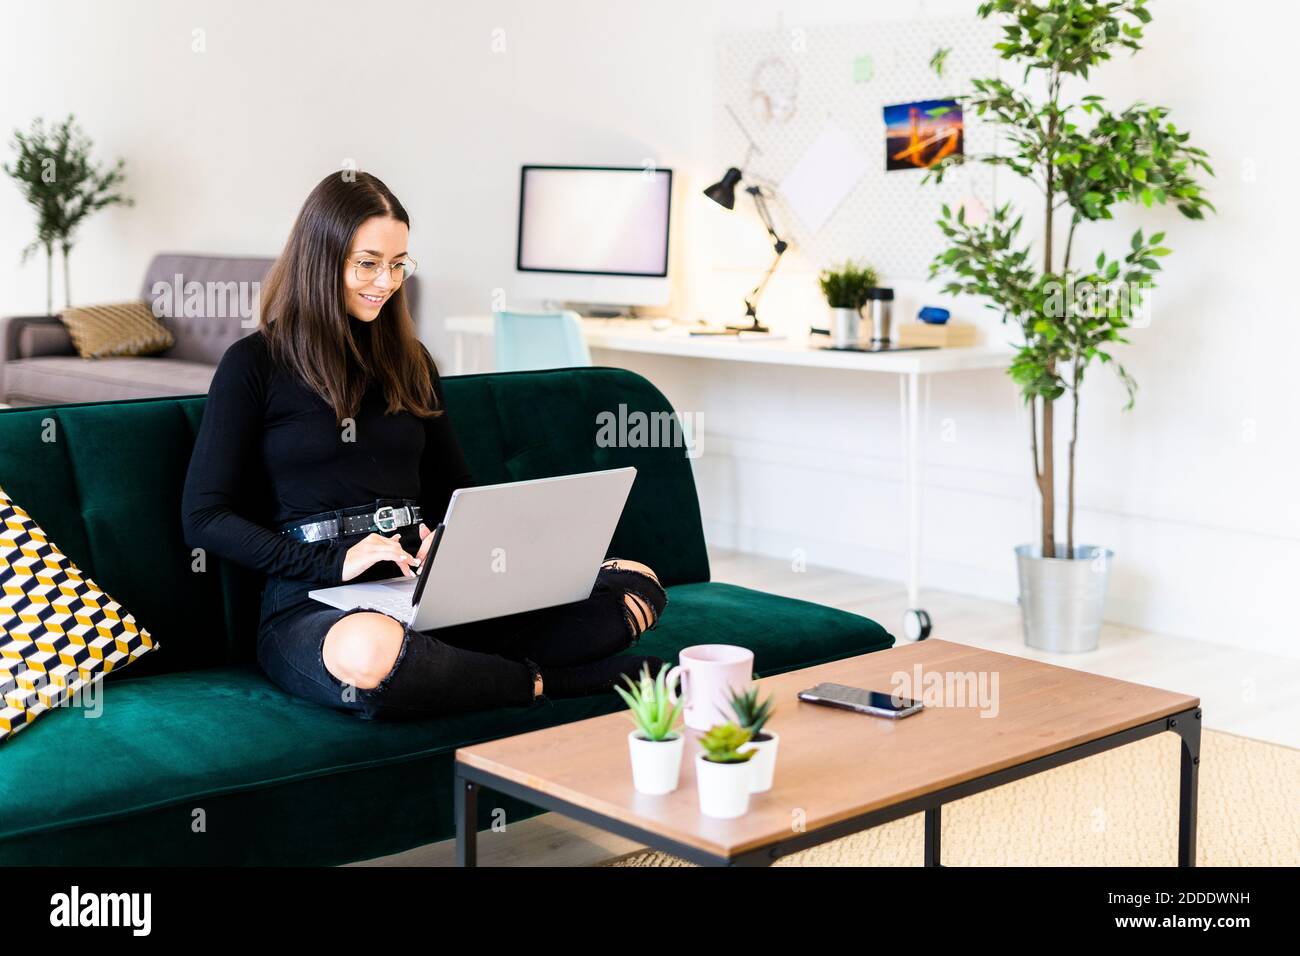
left=666, top=645, right=755, bottom=731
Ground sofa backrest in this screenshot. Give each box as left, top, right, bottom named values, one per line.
left=141, top=254, right=276, bottom=366
left=0, top=366, right=710, bottom=678
left=140, top=253, right=423, bottom=366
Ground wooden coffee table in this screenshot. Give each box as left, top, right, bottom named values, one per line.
left=454, top=639, right=1201, bottom=867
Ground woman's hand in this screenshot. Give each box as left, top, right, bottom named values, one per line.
left=414, top=522, right=437, bottom=566
left=341, top=532, right=419, bottom=582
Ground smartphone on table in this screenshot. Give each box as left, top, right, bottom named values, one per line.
left=797, top=682, right=924, bottom=718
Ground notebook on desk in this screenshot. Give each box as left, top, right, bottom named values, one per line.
left=684, top=328, right=787, bottom=340
left=821, top=342, right=937, bottom=353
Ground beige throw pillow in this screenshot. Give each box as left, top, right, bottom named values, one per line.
left=59, top=301, right=174, bottom=359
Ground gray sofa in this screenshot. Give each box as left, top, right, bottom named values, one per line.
left=0, top=253, right=423, bottom=405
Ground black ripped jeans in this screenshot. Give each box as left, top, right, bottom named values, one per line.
left=256, top=549, right=667, bottom=721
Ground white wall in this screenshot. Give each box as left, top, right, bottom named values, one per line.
left=2, top=0, right=1296, bottom=657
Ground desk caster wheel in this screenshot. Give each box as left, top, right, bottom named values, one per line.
left=903, top=609, right=932, bottom=641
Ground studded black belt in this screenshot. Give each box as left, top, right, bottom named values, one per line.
left=279, top=499, right=422, bottom=543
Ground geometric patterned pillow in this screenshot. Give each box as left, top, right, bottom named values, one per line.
left=0, top=485, right=159, bottom=742
left=58, top=301, right=175, bottom=359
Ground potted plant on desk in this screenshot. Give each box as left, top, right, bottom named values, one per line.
left=816, top=259, right=879, bottom=348
left=616, top=662, right=685, bottom=795
left=925, top=0, right=1213, bottom=651
left=728, top=685, right=778, bottom=793
left=695, top=723, right=757, bottom=819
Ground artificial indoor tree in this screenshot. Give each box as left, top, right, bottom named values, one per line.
left=927, top=0, right=1213, bottom=564
left=4, top=115, right=133, bottom=315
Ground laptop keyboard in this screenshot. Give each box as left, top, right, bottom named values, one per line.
left=356, top=588, right=417, bottom=623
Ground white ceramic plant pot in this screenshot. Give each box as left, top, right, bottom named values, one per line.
left=627, top=731, right=684, bottom=795
left=695, top=753, right=753, bottom=819
left=742, top=730, right=779, bottom=793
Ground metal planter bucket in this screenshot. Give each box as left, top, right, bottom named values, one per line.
left=828, top=307, right=862, bottom=348
left=1014, top=544, right=1113, bottom=653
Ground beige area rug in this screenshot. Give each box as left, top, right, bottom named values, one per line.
left=604, top=729, right=1300, bottom=866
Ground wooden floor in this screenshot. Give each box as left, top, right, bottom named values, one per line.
left=349, top=546, right=1300, bottom=867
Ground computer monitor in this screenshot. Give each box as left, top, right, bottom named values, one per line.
left=513, top=165, right=672, bottom=309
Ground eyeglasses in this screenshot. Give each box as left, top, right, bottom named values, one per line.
left=349, top=255, right=418, bottom=285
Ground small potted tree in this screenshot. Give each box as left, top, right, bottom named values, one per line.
left=728, top=685, right=777, bottom=793
left=615, top=662, right=685, bottom=795
left=4, top=114, right=133, bottom=315
left=816, top=259, right=879, bottom=347
left=695, top=723, right=757, bottom=819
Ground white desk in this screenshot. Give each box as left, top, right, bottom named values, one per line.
left=445, top=316, right=1013, bottom=639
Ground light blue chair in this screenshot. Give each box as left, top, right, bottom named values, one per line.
left=493, top=309, right=592, bottom=371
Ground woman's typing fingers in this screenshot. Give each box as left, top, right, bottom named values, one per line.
left=364, top=533, right=417, bottom=577
left=415, top=530, right=435, bottom=564
left=342, top=533, right=416, bottom=582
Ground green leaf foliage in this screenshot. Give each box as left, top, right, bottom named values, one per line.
left=698, top=723, right=756, bottom=763
left=818, top=258, right=881, bottom=309
left=927, top=0, right=1213, bottom=550
left=4, top=114, right=134, bottom=313
left=929, top=0, right=1213, bottom=408
left=727, top=684, right=776, bottom=737
left=5, top=114, right=134, bottom=257
left=614, top=661, right=685, bottom=741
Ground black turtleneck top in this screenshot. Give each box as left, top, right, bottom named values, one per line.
left=180, top=316, right=477, bottom=585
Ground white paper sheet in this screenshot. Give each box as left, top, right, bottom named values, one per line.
left=778, top=121, right=870, bottom=234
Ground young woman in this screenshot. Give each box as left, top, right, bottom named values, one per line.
left=181, top=171, right=667, bottom=721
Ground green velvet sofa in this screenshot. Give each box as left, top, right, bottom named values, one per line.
left=0, top=366, right=893, bottom=865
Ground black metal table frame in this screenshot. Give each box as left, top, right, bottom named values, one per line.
left=455, top=705, right=1201, bottom=867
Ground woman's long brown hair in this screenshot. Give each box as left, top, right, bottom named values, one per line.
left=259, top=171, right=440, bottom=425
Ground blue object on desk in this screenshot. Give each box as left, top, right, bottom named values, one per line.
left=493, top=310, right=593, bottom=371
left=918, top=306, right=950, bottom=325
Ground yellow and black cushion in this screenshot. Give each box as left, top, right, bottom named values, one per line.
left=58, top=301, right=175, bottom=359
left=0, top=485, right=159, bottom=741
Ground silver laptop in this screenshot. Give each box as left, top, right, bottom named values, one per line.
left=308, top=466, right=637, bottom=630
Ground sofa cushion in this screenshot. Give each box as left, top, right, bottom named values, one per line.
left=3, top=356, right=217, bottom=405
left=0, top=399, right=234, bottom=678
left=0, top=485, right=160, bottom=741
left=634, top=581, right=894, bottom=675
left=0, top=581, right=891, bottom=863
left=59, top=302, right=175, bottom=359
left=447, top=367, right=711, bottom=587
left=17, top=322, right=73, bottom=359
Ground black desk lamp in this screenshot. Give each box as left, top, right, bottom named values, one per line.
left=703, top=166, right=788, bottom=334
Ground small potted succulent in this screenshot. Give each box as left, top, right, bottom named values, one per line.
left=615, top=662, right=685, bottom=795
left=728, top=685, right=777, bottom=793
left=695, top=723, right=757, bottom=819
